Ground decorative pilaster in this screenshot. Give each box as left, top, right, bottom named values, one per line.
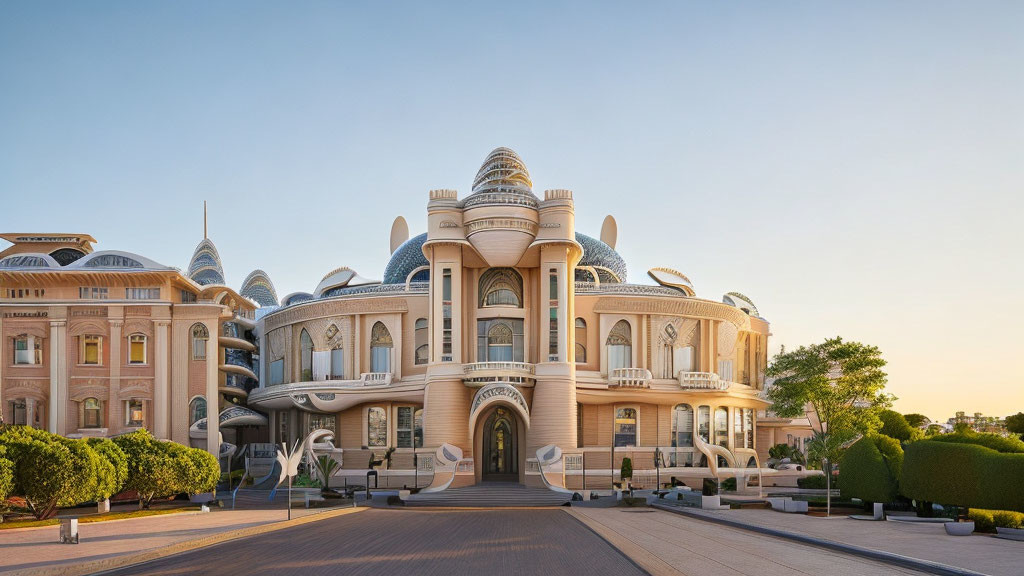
left=48, top=319, right=67, bottom=435
left=153, top=320, right=170, bottom=439
left=108, top=319, right=123, bottom=435
left=25, top=398, right=36, bottom=428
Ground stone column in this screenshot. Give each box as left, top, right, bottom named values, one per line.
left=205, top=322, right=219, bottom=456
left=170, top=320, right=190, bottom=444
left=153, top=321, right=170, bottom=439
left=25, top=398, right=36, bottom=428
left=108, top=319, right=123, bottom=435
left=49, top=319, right=67, bottom=435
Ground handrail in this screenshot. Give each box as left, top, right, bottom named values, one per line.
left=677, top=372, right=730, bottom=391
left=360, top=372, right=392, bottom=385
left=609, top=367, right=652, bottom=388
left=462, top=361, right=535, bottom=375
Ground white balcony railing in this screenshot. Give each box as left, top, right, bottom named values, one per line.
left=609, top=367, right=652, bottom=388
left=360, top=372, right=393, bottom=386
left=677, top=371, right=730, bottom=391
left=463, top=361, right=536, bottom=375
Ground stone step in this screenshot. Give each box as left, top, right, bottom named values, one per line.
left=404, top=484, right=572, bottom=507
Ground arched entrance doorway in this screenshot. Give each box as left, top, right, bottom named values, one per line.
left=481, top=407, right=519, bottom=482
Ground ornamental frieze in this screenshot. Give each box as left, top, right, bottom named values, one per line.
left=470, top=382, right=530, bottom=416
left=264, top=298, right=409, bottom=332
left=592, top=297, right=751, bottom=331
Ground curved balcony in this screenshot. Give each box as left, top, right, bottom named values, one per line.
left=220, top=361, right=257, bottom=381
left=677, top=372, right=730, bottom=391
left=609, top=367, right=652, bottom=388
left=218, top=336, right=256, bottom=352
left=360, top=372, right=393, bottom=386
left=462, top=362, right=536, bottom=386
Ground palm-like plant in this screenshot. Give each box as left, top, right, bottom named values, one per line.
left=316, top=455, right=339, bottom=484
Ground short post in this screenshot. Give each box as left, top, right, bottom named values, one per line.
left=582, top=451, right=586, bottom=491
left=59, top=518, right=79, bottom=544
left=413, top=451, right=418, bottom=490
left=655, top=447, right=661, bottom=491
left=287, top=475, right=292, bottom=521
left=823, top=457, right=831, bottom=517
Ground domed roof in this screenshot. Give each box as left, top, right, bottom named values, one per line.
left=382, top=233, right=428, bottom=284
left=575, top=232, right=627, bottom=283
left=188, top=238, right=225, bottom=286
left=0, top=253, right=60, bottom=269
left=240, top=269, right=279, bottom=307
left=464, top=147, right=539, bottom=208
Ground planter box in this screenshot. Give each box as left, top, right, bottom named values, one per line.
left=97, top=498, right=110, bottom=513
left=944, top=521, right=975, bottom=536
left=189, top=492, right=216, bottom=504
left=995, top=527, right=1024, bottom=541
left=701, top=495, right=722, bottom=509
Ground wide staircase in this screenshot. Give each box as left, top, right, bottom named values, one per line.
left=404, top=482, right=572, bottom=508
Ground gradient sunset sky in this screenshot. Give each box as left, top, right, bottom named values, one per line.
left=1, top=2, right=1021, bottom=422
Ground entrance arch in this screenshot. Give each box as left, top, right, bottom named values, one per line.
left=481, top=407, right=519, bottom=482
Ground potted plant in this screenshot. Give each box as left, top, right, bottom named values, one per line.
left=701, top=478, right=721, bottom=509
left=383, top=447, right=396, bottom=470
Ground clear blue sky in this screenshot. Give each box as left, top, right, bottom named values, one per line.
left=1, top=1, right=1021, bottom=420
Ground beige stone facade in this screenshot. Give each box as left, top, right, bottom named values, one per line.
left=247, top=148, right=784, bottom=490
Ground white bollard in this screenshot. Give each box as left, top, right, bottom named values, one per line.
left=59, top=518, right=79, bottom=544
left=97, top=498, right=110, bottom=514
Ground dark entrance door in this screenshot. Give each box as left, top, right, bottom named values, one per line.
left=482, top=407, right=518, bottom=482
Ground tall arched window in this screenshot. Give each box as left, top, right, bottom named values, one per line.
left=299, top=329, right=313, bottom=381
left=486, top=323, right=513, bottom=362
left=191, top=324, right=209, bottom=360
left=414, top=318, right=428, bottom=365
left=189, top=397, right=207, bottom=425
left=478, top=268, right=523, bottom=308
left=671, top=403, right=694, bottom=467
left=370, top=322, right=392, bottom=373
left=367, top=406, right=387, bottom=447
left=574, top=318, right=587, bottom=363
left=606, top=320, right=632, bottom=372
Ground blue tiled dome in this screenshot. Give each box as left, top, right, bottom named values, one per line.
left=383, top=233, right=428, bottom=284
left=575, top=232, right=627, bottom=283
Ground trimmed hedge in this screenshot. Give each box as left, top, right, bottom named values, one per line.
left=0, top=445, right=13, bottom=505
left=879, top=410, right=921, bottom=443
left=929, top=431, right=1024, bottom=453
left=114, top=429, right=220, bottom=507
left=839, top=435, right=902, bottom=503
left=969, top=509, right=1024, bottom=533
left=901, top=440, right=1024, bottom=512
left=798, top=474, right=828, bottom=489
left=87, top=438, right=129, bottom=500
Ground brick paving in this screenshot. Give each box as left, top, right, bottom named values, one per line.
left=101, top=509, right=648, bottom=576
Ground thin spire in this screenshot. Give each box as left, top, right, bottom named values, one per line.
left=203, top=201, right=208, bottom=239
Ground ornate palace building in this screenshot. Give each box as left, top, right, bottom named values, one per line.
left=1, top=148, right=810, bottom=492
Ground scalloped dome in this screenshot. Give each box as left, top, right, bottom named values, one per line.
left=188, top=238, right=225, bottom=286
left=464, top=147, right=539, bottom=208
left=575, top=232, right=627, bottom=283
left=240, top=269, right=279, bottom=307
left=382, top=233, right=428, bottom=284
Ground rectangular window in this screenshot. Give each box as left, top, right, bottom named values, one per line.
left=476, top=319, right=525, bottom=363
left=614, top=407, right=637, bottom=447
left=397, top=407, right=414, bottom=448
left=715, top=407, right=729, bottom=447
left=180, top=290, right=197, bottom=303
left=367, top=407, right=387, bottom=447
left=82, top=335, right=102, bottom=365
left=128, top=335, right=146, bottom=364
left=371, top=346, right=390, bottom=373
left=126, top=399, right=144, bottom=427
left=577, top=403, right=584, bottom=448
left=14, top=337, right=35, bottom=365
left=78, top=287, right=108, bottom=300
left=745, top=408, right=755, bottom=449
left=270, top=359, right=284, bottom=385
left=734, top=408, right=744, bottom=448
left=308, top=414, right=336, bottom=438
left=548, top=269, right=558, bottom=361
left=442, top=269, right=452, bottom=360
left=698, top=405, right=710, bottom=442
left=329, top=348, right=344, bottom=379
left=126, top=288, right=160, bottom=300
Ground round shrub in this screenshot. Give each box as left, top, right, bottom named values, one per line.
left=0, top=449, right=13, bottom=505
left=183, top=448, right=220, bottom=495
left=114, top=430, right=180, bottom=507
left=969, top=509, right=995, bottom=532
left=992, top=510, right=1024, bottom=530
left=879, top=410, right=919, bottom=443
left=901, top=440, right=1024, bottom=512
left=929, top=431, right=1024, bottom=453
left=839, top=435, right=902, bottom=504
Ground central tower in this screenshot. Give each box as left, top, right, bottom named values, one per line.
left=462, top=147, right=540, bottom=267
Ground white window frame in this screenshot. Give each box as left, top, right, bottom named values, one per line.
left=128, top=334, right=147, bottom=365
left=80, top=335, right=103, bottom=366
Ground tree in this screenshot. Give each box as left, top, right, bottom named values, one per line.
left=1006, top=412, right=1024, bottom=439
left=114, top=430, right=180, bottom=508
left=767, top=337, right=891, bottom=436
left=87, top=438, right=128, bottom=500
left=925, top=424, right=944, bottom=436
left=903, top=413, right=929, bottom=428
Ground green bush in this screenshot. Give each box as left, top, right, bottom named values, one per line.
left=879, top=410, right=921, bottom=443
left=0, top=445, right=13, bottom=507
left=87, top=438, right=128, bottom=499
left=798, top=474, right=828, bottom=489
left=839, top=435, right=902, bottom=503
left=929, top=430, right=1024, bottom=453
left=183, top=447, right=220, bottom=494
left=991, top=510, right=1024, bottom=529
left=620, top=457, right=633, bottom=481
left=966, top=509, right=1023, bottom=533
left=901, top=440, right=1024, bottom=512
left=969, top=509, right=995, bottom=532
left=114, top=430, right=181, bottom=508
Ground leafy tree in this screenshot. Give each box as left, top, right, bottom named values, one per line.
left=0, top=446, right=14, bottom=513
left=768, top=443, right=805, bottom=464
left=766, top=337, right=892, bottom=436
left=181, top=446, right=220, bottom=495
left=1006, top=412, right=1024, bottom=439
left=620, top=457, right=633, bottom=481
left=806, top=429, right=857, bottom=468
left=879, top=410, right=923, bottom=443
left=114, top=430, right=180, bottom=508
left=87, top=438, right=128, bottom=500
left=925, top=424, right=944, bottom=436
left=903, top=413, right=929, bottom=428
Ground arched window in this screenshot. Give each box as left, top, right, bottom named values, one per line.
left=191, top=324, right=209, bottom=360
left=714, top=407, right=729, bottom=447
left=370, top=322, right=392, bottom=373
left=83, top=397, right=102, bottom=428
left=697, top=405, right=711, bottom=443
left=128, top=334, right=147, bottom=365
left=614, top=407, right=637, bottom=447
left=574, top=318, right=587, bottom=363
left=606, top=320, right=632, bottom=372
left=367, top=406, right=387, bottom=447
left=414, top=318, right=428, bottom=365
left=299, top=329, right=313, bottom=382
left=478, top=268, right=523, bottom=308
left=326, top=324, right=344, bottom=380
left=189, top=397, right=207, bottom=425
left=486, top=322, right=513, bottom=362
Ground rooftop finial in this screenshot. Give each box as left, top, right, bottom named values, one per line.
left=203, top=201, right=208, bottom=239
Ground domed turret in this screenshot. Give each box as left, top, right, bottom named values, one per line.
left=240, top=269, right=279, bottom=307
left=462, top=147, right=540, bottom=266
left=188, top=238, right=225, bottom=286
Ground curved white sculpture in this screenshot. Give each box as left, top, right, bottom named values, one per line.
left=421, top=443, right=463, bottom=493
left=275, top=428, right=335, bottom=489
left=535, top=444, right=574, bottom=494
left=693, top=433, right=763, bottom=496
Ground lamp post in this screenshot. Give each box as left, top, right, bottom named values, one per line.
left=413, top=451, right=418, bottom=490
left=823, top=457, right=831, bottom=517
left=655, top=447, right=661, bottom=491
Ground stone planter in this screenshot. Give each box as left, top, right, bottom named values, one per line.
left=701, top=495, right=721, bottom=509
left=97, top=498, right=110, bottom=513
left=189, top=492, right=216, bottom=504
left=944, top=521, right=975, bottom=536
left=995, top=527, right=1024, bottom=541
